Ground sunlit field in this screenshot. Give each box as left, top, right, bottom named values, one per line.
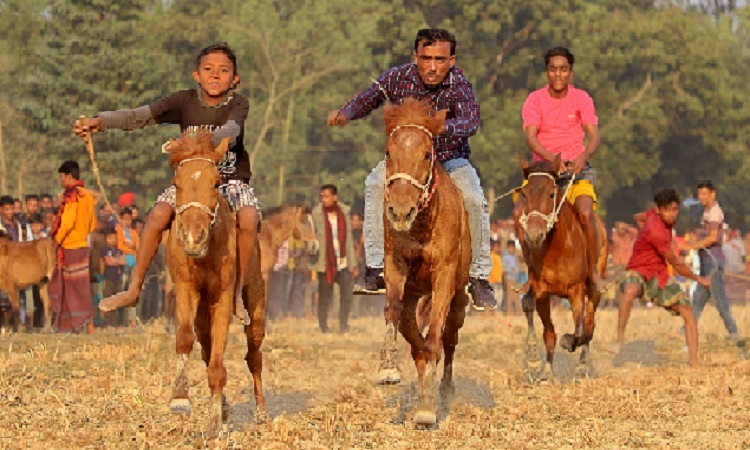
left=2, top=304, right=749, bottom=449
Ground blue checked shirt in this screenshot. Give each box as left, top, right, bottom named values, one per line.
left=340, top=64, right=480, bottom=163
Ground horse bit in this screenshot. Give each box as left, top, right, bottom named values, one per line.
left=384, top=124, right=438, bottom=211
left=518, top=172, right=576, bottom=235
left=174, top=157, right=221, bottom=229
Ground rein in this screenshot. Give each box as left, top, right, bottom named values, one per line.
left=173, top=157, right=221, bottom=229
left=518, top=172, right=576, bottom=236
left=384, top=124, right=438, bottom=211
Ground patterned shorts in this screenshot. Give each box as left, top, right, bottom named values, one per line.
left=620, top=270, right=689, bottom=315
left=156, top=180, right=261, bottom=217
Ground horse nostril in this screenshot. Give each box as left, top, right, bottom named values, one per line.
left=406, top=207, right=417, bottom=221
left=387, top=206, right=395, bottom=217
left=198, top=229, right=207, bottom=243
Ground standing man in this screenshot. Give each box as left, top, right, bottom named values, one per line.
left=311, top=185, right=358, bottom=333
left=682, top=181, right=739, bottom=340
left=617, top=189, right=709, bottom=367
left=49, top=161, right=97, bottom=334
left=326, top=28, right=495, bottom=310
left=517, top=47, right=606, bottom=293
left=0, top=195, right=21, bottom=241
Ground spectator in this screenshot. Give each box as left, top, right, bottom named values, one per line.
left=130, top=205, right=140, bottom=221
left=101, top=229, right=126, bottom=327
left=115, top=207, right=139, bottom=328
left=502, top=240, right=521, bottom=315
left=48, top=160, right=97, bottom=334
left=0, top=195, right=20, bottom=241
left=311, top=184, right=358, bottom=333
left=39, top=193, right=53, bottom=210
left=723, top=229, right=745, bottom=275
left=488, top=240, right=504, bottom=310
left=132, top=218, right=145, bottom=238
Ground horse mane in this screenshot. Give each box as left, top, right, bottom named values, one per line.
left=384, top=98, right=444, bottom=136
left=262, top=202, right=310, bottom=219
left=168, top=131, right=221, bottom=169
left=523, top=159, right=559, bottom=179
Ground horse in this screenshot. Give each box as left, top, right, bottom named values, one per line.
left=257, top=203, right=316, bottom=282
left=378, top=98, right=471, bottom=426
left=0, top=232, right=56, bottom=333
left=514, top=156, right=608, bottom=382
left=165, top=131, right=267, bottom=436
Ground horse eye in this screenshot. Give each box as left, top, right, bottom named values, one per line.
left=385, top=151, right=390, bottom=159
left=549, top=193, right=555, bottom=199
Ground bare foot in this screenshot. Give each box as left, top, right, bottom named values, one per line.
left=690, top=359, right=700, bottom=368
left=99, top=289, right=140, bottom=312
left=85, top=322, right=95, bottom=335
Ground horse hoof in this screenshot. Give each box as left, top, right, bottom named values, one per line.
left=221, top=396, right=229, bottom=422
left=413, top=409, right=437, bottom=426
left=574, top=365, right=592, bottom=381
left=254, top=409, right=269, bottom=425
left=559, top=334, right=576, bottom=352
left=169, top=398, right=191, bottom=415
left=439, top=382, right=455, bottom=397
left=377, top=367, right=401, bottom=385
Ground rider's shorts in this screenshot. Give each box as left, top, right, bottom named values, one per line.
left=620, top=270, right=689, bottom=315
left=156, top=180, right=261, bottom=216
left=513, top=163, right=598, bottom=210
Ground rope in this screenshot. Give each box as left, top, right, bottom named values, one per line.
left=80, top=115, right=121, bottom=225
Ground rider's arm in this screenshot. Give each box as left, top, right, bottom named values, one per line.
left=339, top=68, right=396, bottom=121
left=443, top=76, right=479, bottom=137
left=210, top=95, right=248, bottom=147
left=97, top=90, right=186, bottom=131
left=582, top=123, right=601, bottom=160
left=524, top=126, right=557, bottom=163
left=521, top=93, right=556, bottom=163
left=580, top=92, right=601, bottom=161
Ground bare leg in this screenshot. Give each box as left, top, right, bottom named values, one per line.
left=100, top=202, right=173, bottom=311
left=670, top=304, right=699, bottom=367
left=575, top=196, right=607, bottom=293
left=234, top=206, right=258, bottom=324
left=616, top=283, right=640, bottom=350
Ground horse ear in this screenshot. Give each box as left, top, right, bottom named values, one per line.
left=552, top=154, right=562, bottom=174
left=519, top=153, right=530, bottom=179
left=434, top=109, right=448, bottom=124
left=213, top=137, right=230, bottom=163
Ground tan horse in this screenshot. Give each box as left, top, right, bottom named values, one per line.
left=378, top=98, right=471, bottom=426
left=166, top=131, right=267, bottom=436
left=515, top=157, right=608, bottom=382
left=258, top=203, right=316, bottom=282
left=0, top=234, right=56, bottom=333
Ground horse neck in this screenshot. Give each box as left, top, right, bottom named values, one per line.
left=524, top=197, right=577, bottom=272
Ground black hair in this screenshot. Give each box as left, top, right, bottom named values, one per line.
left=40, top=193, right=53, bottom=201
left=25, top=194, right=39, bottom=202
left=196, top=42, right=238, bottom=75
left=0, top=195, right=14, bottom=207
left=654, top=188, right=680, bottom=208
left=103, top=228, right=118, bottom=238
left=120, top=207, right=132, bottom=217
left=132, top=219, right=144, bottom=228
left=414, top=28, right=456, bottom=56
left=697, top=180, right=716, bottom=191
left=545, top=47, right=575, bottom=67
left=28, top=213, right=43, bottom=224
left=320, top=184, right=338, bottom=195
left=58, top=160, right=80, bottom=180
left=506, top=240, right=516, bottom=247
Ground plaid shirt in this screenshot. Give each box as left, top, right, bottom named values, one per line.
left=340, top=64, right=480, bottom=163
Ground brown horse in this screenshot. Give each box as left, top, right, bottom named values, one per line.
left=378, top=98, right=471, bottom=426
left=166, top=131, right=267, bottom=436
left=515, top=156, right=608, bottom=381
left=258, top=203, right=316, bottom=282
left=0, top=233, right=56, bottom=333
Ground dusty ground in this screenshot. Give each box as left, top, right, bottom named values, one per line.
left=1, top=304, right=749, bottom=450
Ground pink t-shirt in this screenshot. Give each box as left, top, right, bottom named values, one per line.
left=522, top=85, right=598, bottom=161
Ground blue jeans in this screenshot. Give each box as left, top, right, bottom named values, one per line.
left=692, top=263, right=738, bottom=336
left=363, top=159, right=491, bottom=279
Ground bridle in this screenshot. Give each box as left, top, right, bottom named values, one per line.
left=173, top=157, right=221, bottom=229
left=518, top=172, right=576, bottom=236
left=384, top=124, right=438, bottom=211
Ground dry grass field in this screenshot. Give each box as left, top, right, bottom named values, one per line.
left=1, top=304, right=749, bottom=450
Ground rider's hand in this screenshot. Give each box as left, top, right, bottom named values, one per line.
left=326, top=109, right=347, bottom=127
left=73, top=117, right=105, bottom=142
left=569, top=154, right=587, bottom=174
left=697, top=276, right=711, bottom=289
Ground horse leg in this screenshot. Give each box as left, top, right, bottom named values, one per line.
left=243, top=259, right=268, bottom=424
left=205, top=287, right=233, bottom=438
left=522, top=287, right=541, bottom=379
left=575, top=282, right=601, bottom=379
left=39, top=284, right=53, bottom=334
left=379, top=273, right=405, bottom=385
left=560, top=284, right=586, bottom=353
left=533, top=294, right=555, bottom=383
left=440, top=293, right=468, bottom=397
left=414, top=276, right=454, bottom=426
left=7, top=289, right=20, bottom=334
left=169, top=283, right=198, bottom=415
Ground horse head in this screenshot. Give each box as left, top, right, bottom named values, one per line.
left=168, top=131, right=230, bottom=258
left=383, top=98, right=447, bottom=232
left=518, top=154, right=564, bottom=248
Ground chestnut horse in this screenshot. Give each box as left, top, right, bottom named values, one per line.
left=166, top=131, right=267, bottom=436
left=515, top=157, right=608, bottom=381
left=378, top=98, right=471, bottom=426
left=0, top=233, right=56, bottom=333
left=258, top=203, right=316, bottom=282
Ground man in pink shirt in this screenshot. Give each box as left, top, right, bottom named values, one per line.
left=516, top=47, right=605, bottom=292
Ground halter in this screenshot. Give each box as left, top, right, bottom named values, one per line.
left=384, top=124, right=438, bottom=211
left=173, top=157, right=221, bottom=229
left=518, top=172, right=576, bottom=236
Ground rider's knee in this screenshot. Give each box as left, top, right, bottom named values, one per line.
left=149, top=202, right=174, bottom=226
left=236, top=206, right=259, bottom=231
left=365, top=162, right=385, bottom=188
